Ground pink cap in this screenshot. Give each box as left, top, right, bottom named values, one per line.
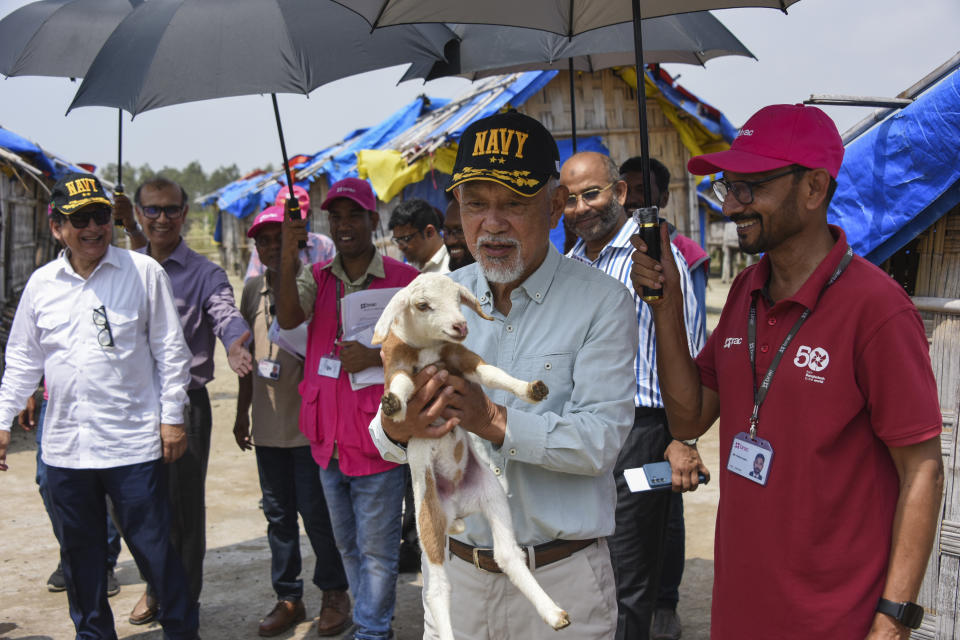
left=688, top=104, right=844, bottom=179
left=274, top=185, right=310, bottom=216
left=320, top=177, right=377, bottom=212
left=247, top=205, right=295, bottom=238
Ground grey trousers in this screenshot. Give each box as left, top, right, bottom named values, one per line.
left=423, top=539, right=617, bottom=640
left=147, top=386, right=212, bottom=604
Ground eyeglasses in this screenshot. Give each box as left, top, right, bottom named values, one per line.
left=139, top=204, right=185, bottom=219
left=391, top=231, right=421, bottom=247
left=443, top=226, right=465, bottom=239
left=93, top=305, right=115, bottom=348
left=564, top=182, right=614, bottom=210
left=711, top=167, right=808, bottom=205
left=65, top=207, right=112, bottom=229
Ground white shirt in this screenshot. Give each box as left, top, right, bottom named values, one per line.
left=0, top=246, right=191, bottom=469
left=419, top=244, right=450, bottom=274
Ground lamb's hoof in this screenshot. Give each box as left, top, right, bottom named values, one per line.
left=527, top=380, right=549, bottom=402
left=381, top=393, right=403, bottom=418
left=548, top=609, right=570, bottom=630
left=447, top=518, right=466, bottom=535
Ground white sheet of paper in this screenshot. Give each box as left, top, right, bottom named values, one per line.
left=268, top=319, right=308, bottom=361
left=340, top=287, right=403, bottom=391
left=623, top=467, right=652, bottom=492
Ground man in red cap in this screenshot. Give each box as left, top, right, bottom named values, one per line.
left=233, top=205, right=350, bottom=637
left=244, top=185, right=335, bottom=281
left=630, top=104, right=944, bottom=639
left=275, top=177, right=418, bottom=640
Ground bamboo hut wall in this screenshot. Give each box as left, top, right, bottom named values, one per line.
left=884, top=204, right=960, bottom=639
left=515, top=69, right=697, bottom=239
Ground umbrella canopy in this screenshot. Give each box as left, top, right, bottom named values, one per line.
left=337, top=0, right=798, bottom=223
left=332, top=0, right=800, bottom=35
left=68, top=0, right=455, bottom=116
left=0, top=0, right=142, bottom=78
left=405, top=12, right=755, bottom=81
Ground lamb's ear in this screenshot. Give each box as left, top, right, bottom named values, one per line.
left=372, top=288, right=410, bottom=344
left=458, top=283, right=494, bottom=321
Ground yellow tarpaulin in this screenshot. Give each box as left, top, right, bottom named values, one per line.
left=614, top=67, right=731, bottom=158
left=357, top=145, right=458, bottom=202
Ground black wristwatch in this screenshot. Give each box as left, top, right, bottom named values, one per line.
left=876, top=598, right=924, bottom=629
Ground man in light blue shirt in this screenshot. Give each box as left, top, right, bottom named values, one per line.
left=561, top=151, right=708, bottom=640
left=369, top=111, right=637, bottom=640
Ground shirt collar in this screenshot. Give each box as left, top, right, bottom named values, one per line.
left=423, top=244, right=449, bottom=270
left=323, top=250, right=385, bottom=285
left=747, top=225, right=850, bottom=311
left=568, top=218, right=633, bottom=263
left=57, top=244, right=120, bottom=279
left=141, top=237, right=188, bottom=265
left=516, top=243, right=562, bottom=305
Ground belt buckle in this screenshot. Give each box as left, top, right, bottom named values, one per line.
left=471, top=547, right=495, bottom=573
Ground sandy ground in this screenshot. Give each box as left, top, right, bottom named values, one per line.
left=0, top=270, right=726, bottom=640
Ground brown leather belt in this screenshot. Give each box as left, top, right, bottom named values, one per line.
left=448, top=537, right=598, bottom=573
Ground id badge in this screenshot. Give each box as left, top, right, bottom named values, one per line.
left=318, top=355, right=341, bottom=379
left=257, top=358, right=281, bottom=380
left=727, top=432, right=774, bottom=486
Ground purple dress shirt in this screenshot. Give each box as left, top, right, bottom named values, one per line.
left=138, top=239, right=250, bottom=389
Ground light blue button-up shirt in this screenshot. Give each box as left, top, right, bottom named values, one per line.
left=370, top=245, right=637, bottom=547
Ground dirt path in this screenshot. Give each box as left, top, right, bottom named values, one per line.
left=0, top=273, right=725, bottom=640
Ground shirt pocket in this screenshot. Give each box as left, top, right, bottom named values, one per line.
left=100, top=307, right=139, bottom=351
left=36, top=311, right=71, bottom=350
left=511, top=352, right=575, bottom=407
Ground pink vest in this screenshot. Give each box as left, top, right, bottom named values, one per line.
left=298, top=256, right=418, bottom=476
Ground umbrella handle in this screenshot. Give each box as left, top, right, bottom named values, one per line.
left=115, top=109, right=125, bottom=226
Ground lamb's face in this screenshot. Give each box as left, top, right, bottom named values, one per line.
left=404, top=274, right=469, bottom=345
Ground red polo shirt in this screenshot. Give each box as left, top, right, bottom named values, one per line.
left=697, top=226, right=941, bottom=639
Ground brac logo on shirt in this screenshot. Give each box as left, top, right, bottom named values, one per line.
left=794, top=345, right=830, bottom=383
left=723, top=337, right=742, bottom=349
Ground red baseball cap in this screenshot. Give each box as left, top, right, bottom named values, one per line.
left=274, top=185, right=310, bottom=215
left=688, top=104, right=844, bottom=179
left=320, top=177, right=377, bottom=212
left=247, top=205, right=296, bottom=238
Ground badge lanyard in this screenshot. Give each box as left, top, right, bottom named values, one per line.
left=333, top=279, right=344, bottom=356
left=746, top=247, right=853, bottom=440
left=262, top=293, right=277, bottom=361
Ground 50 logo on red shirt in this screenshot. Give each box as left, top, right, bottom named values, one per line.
left=793, top=345, right=830, bottom=372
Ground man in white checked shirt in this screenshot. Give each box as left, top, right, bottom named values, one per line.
left=0, top=173, right=199, bottom=640
left=560, top=152, right=709, bottom=640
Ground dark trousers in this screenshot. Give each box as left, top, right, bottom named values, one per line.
left=255, top=445, right=348, bottom=600
left=147, top=387, right=211, bottom=604
left=609, top=407, right=672, bottom=640
left=47, top=460, right=198, bottom=640
left=656, top=491, right=685, bottom=609
left=35, top=400, right=121, bottom=568
left=400, top=466, right=418, bottom=546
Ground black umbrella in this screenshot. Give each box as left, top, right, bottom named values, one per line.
left=403, top=13, right=755, bottom=151
left=335, top=0, right=799, bottom=216
left=68, top=0, right=456, bottom=207
left=0, top=0, right=143, bottom=191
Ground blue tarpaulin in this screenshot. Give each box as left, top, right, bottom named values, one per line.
left=0, top=127, right=66, bottom=177
left=829, top=66, right=960, bottom=264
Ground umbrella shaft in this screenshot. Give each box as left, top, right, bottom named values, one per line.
left=631, top=0, right=654, bottom=210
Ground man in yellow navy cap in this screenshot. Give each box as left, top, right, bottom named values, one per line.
left=370, top=111, right=638, bottom=639
left=0, top=172, right=199, bottom=639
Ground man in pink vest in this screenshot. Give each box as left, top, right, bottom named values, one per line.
left=275, top=177, right=418, bottom=640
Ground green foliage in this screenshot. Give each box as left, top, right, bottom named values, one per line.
left=100, top=160, right=243, bottom=209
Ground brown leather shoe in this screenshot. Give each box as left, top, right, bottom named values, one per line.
left=259, top=599, right=306, bottom=637
left=128, top=591, right=158, bottom=625
left=316, top=590, right=352, bottom=637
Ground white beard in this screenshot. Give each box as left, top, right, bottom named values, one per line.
left=475, top=234, right=525, bottom=284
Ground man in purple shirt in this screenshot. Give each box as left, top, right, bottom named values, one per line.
left=125, top=176, right=253, bottom=623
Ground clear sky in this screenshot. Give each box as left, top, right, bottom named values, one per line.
left=1, top=0, right=958, bottom=176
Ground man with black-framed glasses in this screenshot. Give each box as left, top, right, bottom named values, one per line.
left=631, top=104, right=944, bottom=640
left=388, top=198, right=450, bottom=273
left=0, top=172, right=198, bottom=639
left=127, top=175, right=253, bottom=624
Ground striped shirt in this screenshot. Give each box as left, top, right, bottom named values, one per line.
left=569, top=221, right=704, bottom=408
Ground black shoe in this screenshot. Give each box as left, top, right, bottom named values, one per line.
left=397, top=541, right=421, bottom=573
left=106, top=568, right=121, bottom=597
left=47, top=563, right=66, bottom=592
